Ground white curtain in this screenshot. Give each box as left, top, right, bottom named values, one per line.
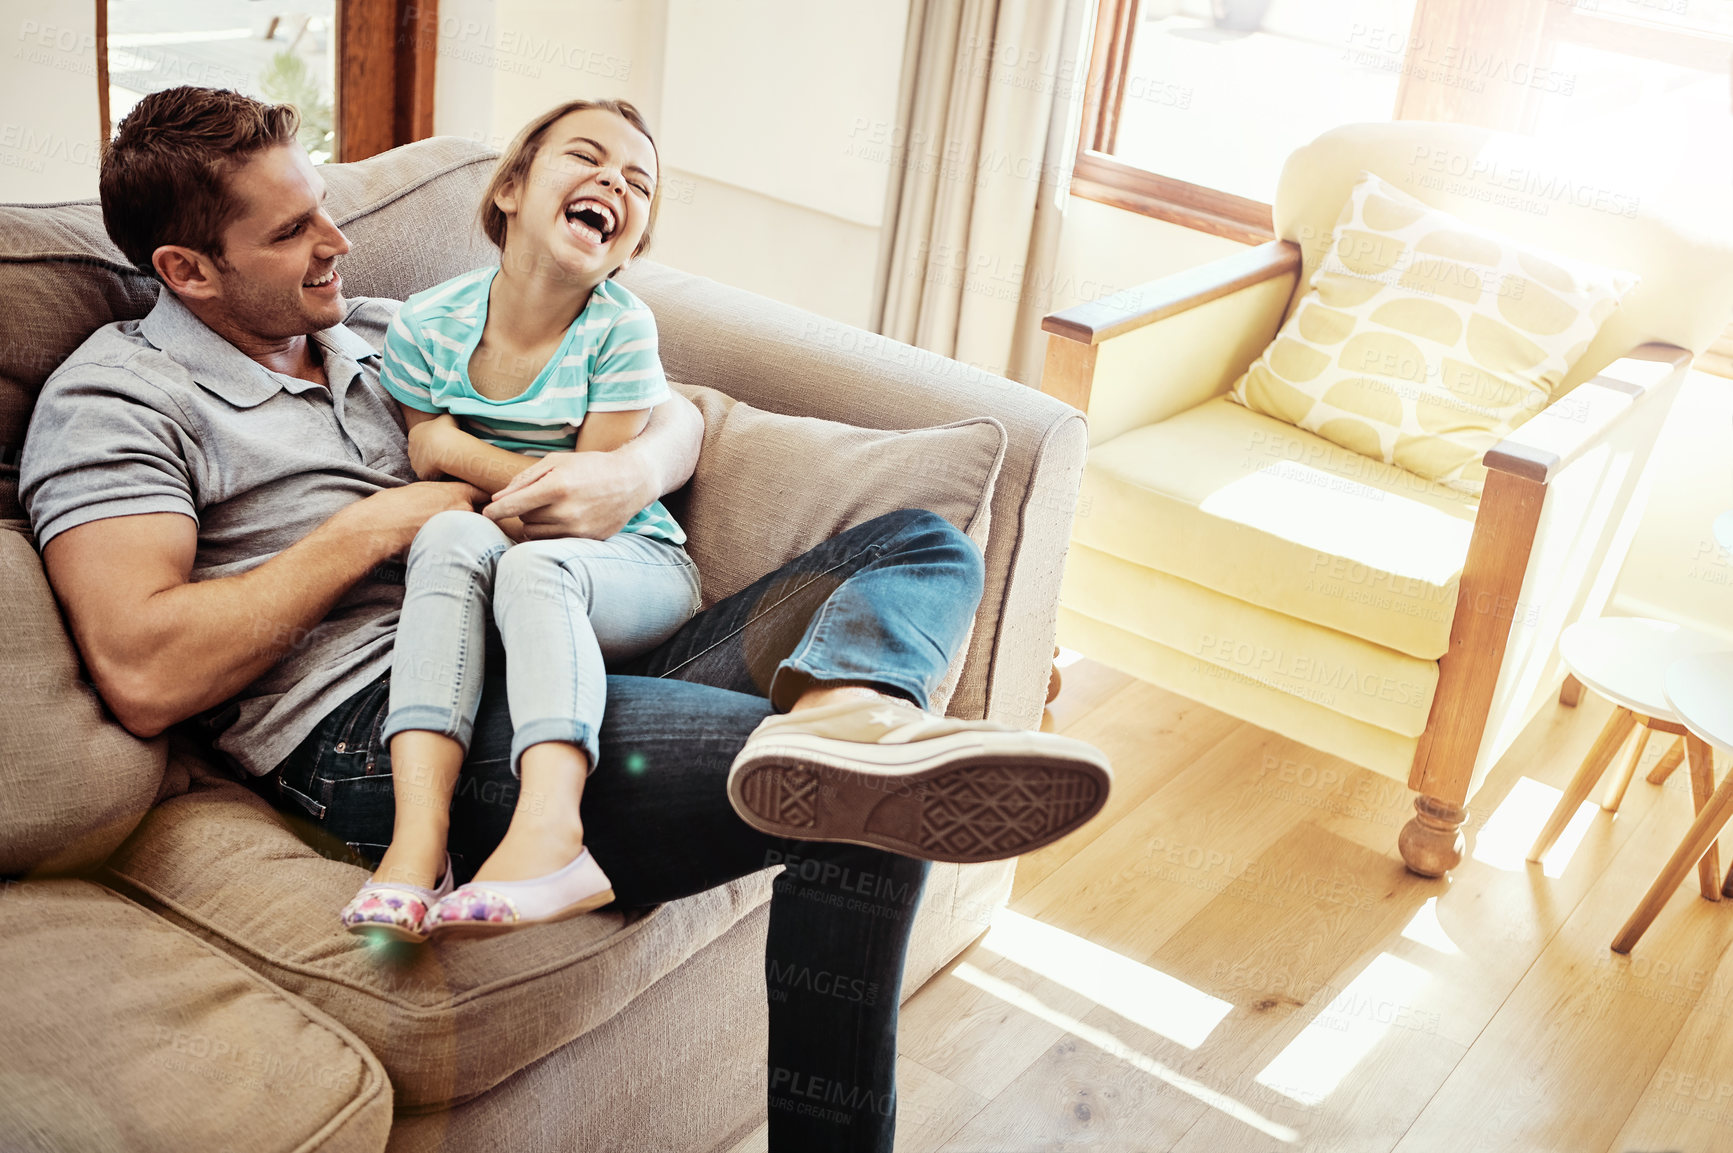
left=874, top=0, right=1096, bottom=385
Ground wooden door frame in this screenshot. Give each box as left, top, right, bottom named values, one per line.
left=95, top=0, right=438, bottom=159
left=336, top=0, right=439, bottom=161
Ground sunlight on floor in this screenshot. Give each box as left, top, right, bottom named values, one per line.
left=1399, top=896, right=1459, bottom=955
left=1472, top=776, right=1598, bottom=876
left=1056, top=646, right=1088, bottom=669
left=979, top=909, right=1233, bottom=1049
left=954, top=962, right=1299, bottom=1143
left=1253, top=953, right=1433, bottom=1107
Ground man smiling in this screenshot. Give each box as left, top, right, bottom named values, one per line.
left=20, top=86, right=1110, bottom=1151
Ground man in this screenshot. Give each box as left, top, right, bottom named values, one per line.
left=21, top=87, right=1109, bottom=1152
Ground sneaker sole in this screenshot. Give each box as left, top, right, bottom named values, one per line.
left=728, top=731, right=1111, bottom=863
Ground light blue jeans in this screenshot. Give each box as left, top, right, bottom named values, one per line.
left=382, top=509, right=701, bottom=774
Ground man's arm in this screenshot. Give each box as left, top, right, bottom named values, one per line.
left=42, top=482, right=485, bottom=738
left=483, top=390, right=703, bottom=540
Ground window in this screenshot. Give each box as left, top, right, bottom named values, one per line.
left=98, top=0, right=437, bottom=163
left=1078, top=0, right=1732, bottom=246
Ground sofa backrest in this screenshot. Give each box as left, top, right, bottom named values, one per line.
left=0, top=136, right=503, bottom=521
left=1274, top=120, right=1733, bottom=391
left=0, top=135, right=1060, bottom=876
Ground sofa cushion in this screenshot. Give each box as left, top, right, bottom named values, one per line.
left=1073, top=396, right=1476, bottom=661
left=673, top=383, right=1003, bottom=606
left=0, top=523, right=167, bottom=875
left=670, top=382, right=1005, bottom=714
left=1238, top=170, right=1636, bottom=493
left=0, top=878, right=392, bottom=1153
left=102, top=771, right=779, bottom=1111
left=1062, top=543, right=1438, bottom=738
left=1058, top=606, right=1420, bottom=779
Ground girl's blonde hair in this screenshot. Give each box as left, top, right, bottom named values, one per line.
left=478, top=99, right=660, bottom=270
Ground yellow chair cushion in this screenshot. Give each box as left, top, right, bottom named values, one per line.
left=1233, top=171, right=1637, bottom=493
left=1062, top=543, right=1439, bottom=738
left=1073, top=396, right=1476, bottom=660
left=1058, top=607, right=1420, bottom=781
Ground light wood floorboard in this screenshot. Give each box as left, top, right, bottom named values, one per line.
left=889, top=659, right=1732, bottom=1153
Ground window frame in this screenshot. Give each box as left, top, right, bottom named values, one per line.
left=1074, top=0, right=1733, bottom=377
left=1072, top=0, right=1276, bottom=244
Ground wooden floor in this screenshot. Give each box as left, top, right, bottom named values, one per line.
left=730, top=657, right=1733, bottom=1153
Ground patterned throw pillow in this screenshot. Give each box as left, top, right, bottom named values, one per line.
left=1232, top=171, right=1637, bottom=493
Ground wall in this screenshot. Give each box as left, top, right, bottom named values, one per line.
left=433, top=0, right=905, bottom=329
left=1607, top=372, right=1733, bottom=642
left=653, top=0, right=906, bottom=328
left=1046, top=195, right=1247, bottom=315
left=0, top=1, right=103, bottom=202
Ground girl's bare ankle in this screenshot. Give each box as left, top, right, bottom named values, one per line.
left=374, top=836, right=447, bottom=886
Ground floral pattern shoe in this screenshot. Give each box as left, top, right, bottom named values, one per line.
left=424, top=848, right=615, bottom=938
left=340, top=854, right=454, bottom=944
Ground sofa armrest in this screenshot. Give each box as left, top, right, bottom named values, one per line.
left=1410, top=342, right=1694, bottom=814
left=1483, top=344, right=1693, bottom=483
left=617, top=260, right=1085, bottom=728
left=1040, top=241, right=1301, bottom=445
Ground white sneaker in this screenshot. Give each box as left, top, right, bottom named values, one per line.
left=727, top=698, right=1112, bottom=863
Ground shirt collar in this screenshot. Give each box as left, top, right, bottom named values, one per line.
left=138, top=290, right=378, bottom=409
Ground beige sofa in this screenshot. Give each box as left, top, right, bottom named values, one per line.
left=0, top=138, right=1088, bottom=1152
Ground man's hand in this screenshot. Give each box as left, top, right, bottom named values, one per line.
left=483, top=450, right=649, bottom=540
left=40, top=479, right=487, bottom=739
left=338, top=479, right=489, bottom=557
left=481, top=392, right=703, bottom=541
left=406, top=413, right=460, bottom=481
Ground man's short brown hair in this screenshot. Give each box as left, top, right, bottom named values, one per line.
left=100, top=86, right=302, bottom=276
left=479, top=99, right=659, bottom=269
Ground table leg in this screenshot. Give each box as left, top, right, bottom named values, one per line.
left=1686, top=735, right=1722, bottom=902
left=1600, top=722, right=1651, bottom=813
left=1646, top=737, right=1685, bottom=785
left=1529, top=707, right=1636, bottom=864
left=1613, top=745, right=1733, bottom=953
left=1560, top=674, right=1584, bottom=707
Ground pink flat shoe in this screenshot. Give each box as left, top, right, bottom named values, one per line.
left=340, top=854, right=454, bottom=944
left=424, top=848, right=615, bottom=938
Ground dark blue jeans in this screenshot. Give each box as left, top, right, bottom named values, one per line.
left=264, top=509, right=985, bottom=1152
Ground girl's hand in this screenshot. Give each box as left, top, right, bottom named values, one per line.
left=406, top=413, right=460, bottom=481
left=484, top=449, right=651, bottom=540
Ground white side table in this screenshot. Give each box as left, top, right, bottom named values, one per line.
left=1613, top=652, right=1733, bottom=953
left=1713, top=510, right=1733, bottom=554
left=1529, top=619, right=1727, bottom=875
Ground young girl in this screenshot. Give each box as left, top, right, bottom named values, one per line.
left=340, top=99, right=699, bottom=941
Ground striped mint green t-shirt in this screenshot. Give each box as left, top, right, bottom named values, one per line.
left=378, top=266, right=684, bottom=545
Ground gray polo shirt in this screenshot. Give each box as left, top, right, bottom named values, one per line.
left=19, top=288, right=419, bottom=776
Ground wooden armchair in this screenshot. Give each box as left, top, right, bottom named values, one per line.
left=1039, top=122, right=1733, bottom=877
